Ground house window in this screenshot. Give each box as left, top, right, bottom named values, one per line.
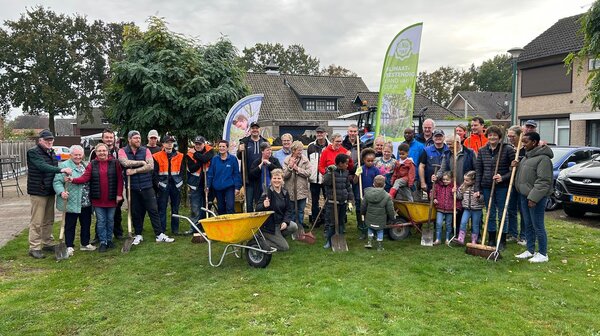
left=326, top=100, right=336, bottom=111
left=303, top=98, right=337, bottom=111
left=521, top=63, right=572, bottom=97
left=305, top=100, right=315, bottom=111
left=533, top=118, right=570, bottom=145
left=589, top=58, right=600, bottom=71
left=316, top=100, right=326, bottom=111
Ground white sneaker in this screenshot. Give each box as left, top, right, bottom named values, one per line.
left=529, top=252, right=549, bottom=263
left=132, top=235, right=143, bottom=245
left=156, top=233, right=174, bottom=243
left=80, top=244, right=97, bottom=251
left=67, top=247, right=75, bottom=256
left=517, top=239, right=527, bottom=246
left=515, top=250, right=534, bottom=259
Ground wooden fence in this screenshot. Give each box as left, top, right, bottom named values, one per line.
left=0, top=140, right=35, bottom=177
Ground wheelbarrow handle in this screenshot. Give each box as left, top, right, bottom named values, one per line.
left=200, top=207, right=217, bottom=218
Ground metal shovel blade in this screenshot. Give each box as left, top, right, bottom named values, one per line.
left=54, top=242, right=69, bottom=261
left=331, top=233, right=348, bottom=252
left=420, top=224, right=434, bottom=246
left=121, top=234, right=134, bottom=253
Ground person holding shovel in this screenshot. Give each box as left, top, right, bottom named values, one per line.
left=249, top=142, right=282, bottom=210
left=185, top=136, right=214, bottom=229
left=283, top=141, right=311, bottom=229
left=322, top=154, right=354, bottom=249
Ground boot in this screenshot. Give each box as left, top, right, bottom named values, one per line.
left=487, top=231, right=496, bottom=247
left=377, top=241, right=384, bottom=251
left=364, top=237, right=373, bottom=249
left=389, top=188, right=397, bottom=199
left=471, top=233, right=478, bottom=245
left=457, top=230, right=466, bottom=245
left=499, top=233, right=507, bottom=251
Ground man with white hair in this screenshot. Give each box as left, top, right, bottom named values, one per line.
left=416, top=118, right=435, bottom=146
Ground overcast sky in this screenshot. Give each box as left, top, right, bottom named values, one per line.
left=0, top=0, right=592, bottom=119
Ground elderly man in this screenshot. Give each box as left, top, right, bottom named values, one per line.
left=307, top=126, right=330, bottom=226
left=26, top=129, right=73, bottom=259
left=238, top=122, right=268, bottom=212
left=153, top=134, right=185, bottom=235
left=416, top=119, right=435, bottom=146
left=119, top=130, right=174, bottom=245
left=464, top=117, right=488, bottom=154
left=273, top=133, right=293, bottom=166
left=419, top=129, right=449, bottom=192
left=146, top=129, right=161, bottom=154
left=186, top=136, right=214, bottom=227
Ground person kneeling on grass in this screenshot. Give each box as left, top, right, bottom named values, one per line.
left=255, top=169, right=298, bottom=251
left=322, top=154, right=354, bottom=249
left=361, top=175, right=396, bottom=251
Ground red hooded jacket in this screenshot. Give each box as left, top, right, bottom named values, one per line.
left=318, top=144, right=354, bottom=175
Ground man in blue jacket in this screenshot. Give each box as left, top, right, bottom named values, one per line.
left=207, top=140, right=242, bottom=214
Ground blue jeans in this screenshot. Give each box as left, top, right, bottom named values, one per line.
left=507, top=187, right=526, bottom=239
left=436, top=212, right=453, bottom=241
left=157, top=183, right=181, bottom=234
left=368, top=228, right=384, bottom=241
left=460, top=209, right=482, bottom=234
left=482, top=186, right=508, bottom=233
left=291, top=198, right=307, bottom=227
left=520, top=195, right=548, bottom=255
left=95, top=207, right=116, bottom=246
left=215, top=187, right=235, bottom=214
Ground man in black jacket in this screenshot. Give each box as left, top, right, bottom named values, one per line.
left=27, top=130, right=72, bottom=259
left=185, top=136, right=214, bottom=229
left=237, top=122, right=268, bottom=212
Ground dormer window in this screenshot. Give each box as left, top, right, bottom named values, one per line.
left=303, top=98, right=337, bottom=111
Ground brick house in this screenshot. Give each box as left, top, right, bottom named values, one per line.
left=447, top=91, right=512, bottom=127
left=517, top=13, right=599, bottom=146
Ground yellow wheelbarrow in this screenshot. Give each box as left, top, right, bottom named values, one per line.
left=388, top=200, right=437, bottom=241
left=173, top=209, right=277, bottom=268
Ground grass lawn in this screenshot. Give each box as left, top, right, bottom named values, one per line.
left=1, top=210, right=600, bottom=335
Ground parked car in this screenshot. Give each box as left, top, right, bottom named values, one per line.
left=555, top=153, right=600, bottom=217
left=545, top=146, right=600, bottom=210
left=52, top=146, right=71, bottom=161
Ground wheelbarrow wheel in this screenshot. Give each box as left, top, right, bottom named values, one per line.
left=388, top=216, right=410, bottom=241
left=245, top=241, right=272, bottom=268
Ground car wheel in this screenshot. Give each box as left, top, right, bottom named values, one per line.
left=563, top=205, right=586, bottom=218
left=545, top=196, right=559, bottom=211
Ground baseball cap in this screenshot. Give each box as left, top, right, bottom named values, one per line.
left=128, top=130, right=140, bottom=139
left=194, top=136, right=206, bottom=144
left=250, top=122, right=260, bottom=128
left=162, top=134, right=175, bottom=143
left=432, top=129, right=445, bottom=137
left=315, top=126, right=326, bottom=132
left=148, top=129, right=159, bottom=139
left=38, top=129, right=54, bottom=140
left=524, top=120, right=537, bottom=127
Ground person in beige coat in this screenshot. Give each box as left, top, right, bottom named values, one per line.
left=283, top=141, right=312, bottom=229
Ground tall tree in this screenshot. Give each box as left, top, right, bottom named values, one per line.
left=475, top=54, right=512, bottom=92
left=0, top=7, right=128, bottom=132
left=320, top=64, right=358, bottom=77
left=107, top=16, right=248, bottom=150
left=416, top=66, right=477, bottom=106
left=566, top=0, right=600, bottom=110
left=240, top=42, right=320, bottom=75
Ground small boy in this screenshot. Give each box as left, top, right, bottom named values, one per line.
left=389, top=143, right=415, bottom=201
left=361, top=175, right=396, bottom=251
left=322, top=154, right=354, bottom=249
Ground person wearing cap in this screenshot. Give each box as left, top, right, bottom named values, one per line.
left=307, top=126, right=330, bottom=226
left=186, top=136, right=214, bottom=227
left=523, top=120, right=537, bottom=134
left=208, top=140, right=243, bottom=214
left=153, top=134, right=185, bottom=235
left=249, top=142, right=282, bottom=207
left=26, top=129, right=73, bottom=259
left=464, top=117, right=488, bottom=155
left=419, top=129, right=449, bottom=192
left=273, top=133, right=293, bottom=167
left=118, top=130, right=174, bottom=244
left=147, top=130, right=161, bottom=154
left=237, top=121, right=268, bottom=212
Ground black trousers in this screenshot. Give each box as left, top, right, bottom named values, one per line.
left=131, top=187, right=162, bottom=236
left=309, top=183, right=325, bottom=222
left=65, top=206, right=92, bottom=247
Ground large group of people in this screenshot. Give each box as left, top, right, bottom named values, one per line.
left=26, top=117, right=552, bottom=263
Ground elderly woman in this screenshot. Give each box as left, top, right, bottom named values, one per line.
left=374, top=142, right=397, bottom=191
left=318, top=133, right=354, bottom=175
left=507, top=125, right=527, bottom=245
left=514, top=132, right=553, bottom=263
left=256, top=169, right=299, bottom=251
left=283, top=141, right=311, bottom=228
left=53, top=145, right=95, bottom=256
left=474, top=126, right=515, bottom=249
left=71, top=143, right=123, bottom=253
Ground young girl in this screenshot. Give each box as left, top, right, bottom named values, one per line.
left=389, top=143, right=415, bottom=201
left=374, top=142, right=397, bottom=191
left=456, top=171, right=484, bottom=245
left=432, top=171, right=457, bottom=245
left=354, top=148, right=380, bottom=191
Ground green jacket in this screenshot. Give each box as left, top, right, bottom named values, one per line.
left=53, top=160, right=89, bottom=213
left=515, top=145, right=554, bottom=203
left=360, top=187, right=396, bottom=230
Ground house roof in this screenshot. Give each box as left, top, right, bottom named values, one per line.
left=54, top=119, right=76, bottom=136
left=244, top=72, right=370, bottom=121
left=449, top=91, right=511, bottom=121
left=77, top=108, right=110, bottom=129
left=518, top=13, right=584, bottom=63
left=414, top=93, right=462, bottom=119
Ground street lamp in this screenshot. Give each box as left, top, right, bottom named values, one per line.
left=508, top=47, right=524, bottom=125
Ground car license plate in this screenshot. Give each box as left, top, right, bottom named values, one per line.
left=572, top=195, right=599, bottom=205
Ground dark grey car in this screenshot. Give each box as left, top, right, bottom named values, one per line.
left=555, top=155, right=600, bottom=217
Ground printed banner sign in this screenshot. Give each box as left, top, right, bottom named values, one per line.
left=222, top=94, right=264, bottom=155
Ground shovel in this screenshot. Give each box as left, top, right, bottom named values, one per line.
left=298, top=201, right=323, bottom=245
left=448, top=130, right=459, bottom=247
left=122, top=176, right=134, bottom=253
left=331, top=169, right=348, bottom=252
left=192, top=167, right=210, bottom=244
left=55, top=182, right=70, bottom=261
left=292, top=167, right=308, bottom=242
left=421, top=165, right=440, bottom=246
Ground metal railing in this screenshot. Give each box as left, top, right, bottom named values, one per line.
left=0, top=140, right=34, bottom=178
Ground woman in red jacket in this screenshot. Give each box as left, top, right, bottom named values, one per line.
left=71, top=143, right=123, bottom=252
left=318, top=133, right=354, bottom=175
